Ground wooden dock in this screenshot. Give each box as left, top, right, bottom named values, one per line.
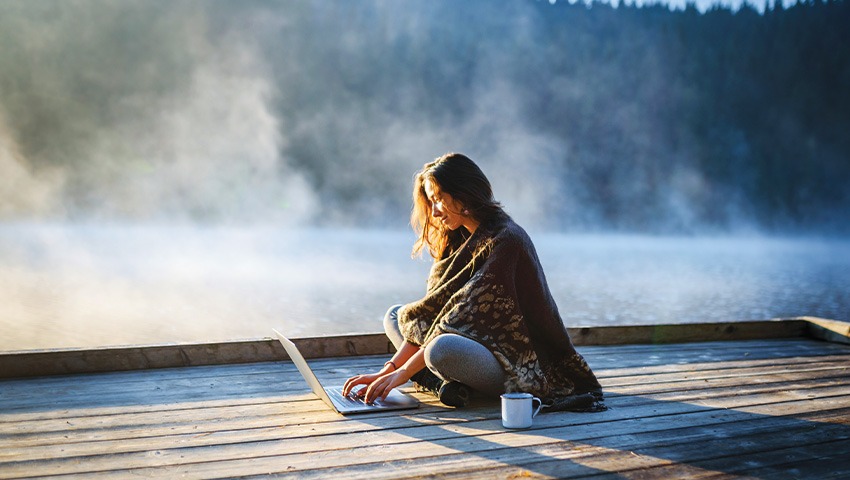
left=1, top=317, right=849, bottom=479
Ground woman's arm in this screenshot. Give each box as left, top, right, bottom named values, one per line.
left=385, top=340, right=421, bottom=375
left=342, top=341, right=427, bottom=403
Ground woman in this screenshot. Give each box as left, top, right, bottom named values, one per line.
left=343, top=153, right=604, bottom=412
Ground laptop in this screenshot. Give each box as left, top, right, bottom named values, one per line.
left=272, top=329, right=420, bottom=414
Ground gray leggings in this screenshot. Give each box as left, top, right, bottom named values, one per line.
left=383, top=305, right=508, bottom=396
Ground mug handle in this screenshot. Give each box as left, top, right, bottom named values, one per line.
left=531, top=397, right=543, bottom=418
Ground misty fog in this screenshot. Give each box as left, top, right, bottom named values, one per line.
left=1, top=1, right=848, bottom=350
left=3, top=223, right=848, bottom=351
left=3, top=0, right=848, bottom=232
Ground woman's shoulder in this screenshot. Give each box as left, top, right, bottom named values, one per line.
left=483, top=214, right=534, bottom=251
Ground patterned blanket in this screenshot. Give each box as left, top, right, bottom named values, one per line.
left=398, top=215, right=605, bottom=410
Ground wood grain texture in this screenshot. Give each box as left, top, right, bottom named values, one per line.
left=3, top=317, right=843, bottom=378
left=1, top=336, right=848, bottom=479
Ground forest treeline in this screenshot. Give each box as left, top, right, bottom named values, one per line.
left=1, top=0, right=848, bottom=233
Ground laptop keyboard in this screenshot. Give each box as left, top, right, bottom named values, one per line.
left=327, top=388, right=375, bottom=407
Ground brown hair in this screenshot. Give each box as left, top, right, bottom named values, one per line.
left=410, top=153, right=503, bottom=258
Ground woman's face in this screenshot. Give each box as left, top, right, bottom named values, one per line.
left=424, top=178, right=467, bottom=231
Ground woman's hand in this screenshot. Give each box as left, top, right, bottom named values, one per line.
left=343, top=369, right=412, bottom=404
left=364, top=370, right=412, bottom=403
left=342, top=343, right=426, bottom=403
left=342, top=371, right=383, bottom=398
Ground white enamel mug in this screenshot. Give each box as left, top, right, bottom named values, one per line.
left=501, top=392, right=543, bottom=429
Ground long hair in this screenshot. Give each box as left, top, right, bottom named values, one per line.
left=410, top=153, right=503, bottom=258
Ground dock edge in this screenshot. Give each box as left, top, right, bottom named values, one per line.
left=1, top=317, right=846, bottom=379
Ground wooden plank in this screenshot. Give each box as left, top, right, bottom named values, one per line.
left=0, top=354, right=393, bottom=399
left=598, top=351, right=850, bottom=381
left=1, top=366, right=847, bottom=477
left=1, top=336, right=848, bottom=479
left=0, top=334, right=394, bottom=379
left=4, top=350, right=835, bottom=410
left=414, top=417, right=850, bottom=480
left=804, top=316, right=850, bottom=345
left=285, top=409, right=850, bottom=480
left=567, top=319, right=808, bottom=346
left=4, top=319, right=840, bottom=379
left=307, top=403, right=848, bottom=479
left=1, top=338, right=845, bottom=408
left=3, top=363, right=845, bottom=455
left=2, top=348, right=846, bottom=422
left=2, top=339, right=837, bottom=408
left=579, top=336, right=850, bottom=355
left=2, top=383, right=844, bottom=462
left=580, top=339, right=850, bottom=371
left=0, top=352, right=831, bottom=438
left=1, top=338, right=845, bottom=409
left=710, top=439, right=850, bottom=479
left=3, top=378, right=849, bottom=469
left=608, top=439, right=850, bottom=479
left=0, top=357, right=409, bottom=424
left=1, top=343, right=846, bottom=427
left=4, top=394, right=846, bottom=479
left=0, top=355, right=391, bottom=411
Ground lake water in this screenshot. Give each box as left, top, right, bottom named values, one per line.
left=1, top=223, right=848, bottom=352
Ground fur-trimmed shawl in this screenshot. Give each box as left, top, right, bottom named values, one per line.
left=398, top=214, right=603, bottom=406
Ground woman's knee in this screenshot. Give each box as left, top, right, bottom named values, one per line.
left=425, top=334, right=507, bottom=395
left=383, top=304, right=404, bottom=348
left=424, top=334, right=472, bottom=371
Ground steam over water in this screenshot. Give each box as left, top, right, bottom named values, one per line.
left=2, top=224, right=847, bottom=351
left=2, top=2, right=848, bottom=351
